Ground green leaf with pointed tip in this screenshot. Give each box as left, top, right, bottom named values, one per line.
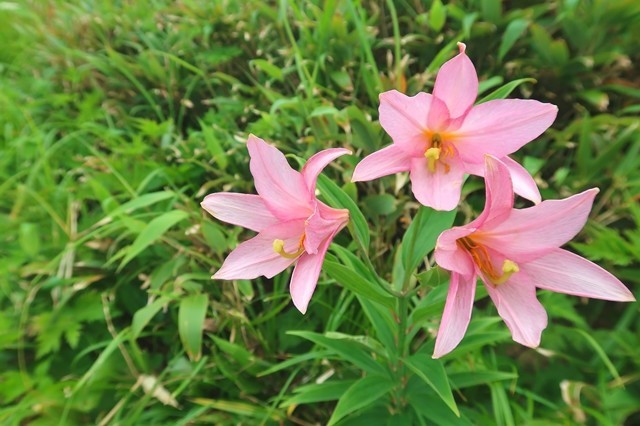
left=498, top=19, right=529, bottom=62
left=323, top=260, right=394, bottom=309
left=327, top=375, right=395, bottom=425
left=401, top=207, right=457, bottom=277
left=317, top=174, right=370, bottom=249
left=179, top=293, right=209, bottom=361
left=119, top=210, right=189, bottom=269
left=477, top=78, right=537, bottom=104
left=287, top=331, right=387, bottom=375
left=403, top=354, right=459, bottom=416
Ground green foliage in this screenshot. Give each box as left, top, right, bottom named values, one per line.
left=1, top=0, right=639, bottom=424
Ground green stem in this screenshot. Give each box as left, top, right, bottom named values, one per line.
left=397, top=294, right=408, bottom=358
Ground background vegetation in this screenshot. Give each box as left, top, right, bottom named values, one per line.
left=1, top=0, right=639, bottom=424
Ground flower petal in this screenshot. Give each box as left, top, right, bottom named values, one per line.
left=455, top=99, right=558, bottom=161
left=433, top=272, right=477, bottom=358
left=435, top=227, right=477, bottom=278
left=290, top=231, right=335, bottom=314
left=247, top=135, right=312, bottom=220
left=522, top=248, right=635, bottom=301
left=304, top=202, right=348, bottom=255
left=432, top=42, right=478, bottom=120
left=474, top=155, right=515, bottom=229
left=464, top=156, right=540, bottom=205
left=351, top=144, right=412, bottom=182
left=480, top=188, right=599, bottom=262
left=500, top=156, right=541, bottom=204
left=379, top=90, right=432, bottom=156
left=213, top=220, right=305, bottom=280
left=484, top=277, right=548, bottom=348
left=427, top=95, right=451, bottom=131
left=201, top=193, right=279, bottom=232
left=302, top=148, right=351, bottom=193
left=409, top=155, right=465, bottom=211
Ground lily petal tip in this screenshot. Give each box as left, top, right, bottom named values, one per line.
left=456, top=42, right=466, bottom=54
left=293, top=300, right=308, bottom=315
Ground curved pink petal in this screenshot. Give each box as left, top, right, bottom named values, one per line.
left=473, top=155, right=515, bottom=229
left=454, top=99, right=558, bottom=161
left=432, top=43, right=478, bottom=120
left=247, top=135, right=312, bottom=220
left=500, top=156, right=541, bottom=204
left=435, top=227, right=477, bottom=278
left=427, top=95, right=451, bottom=131
left=409, top=155, right=465, bottom=211
left=213, top=220, right=305, bottom=280
left=480, top=188, right=599, bottom=262
left=379, top=90, right=432, bottom=156
left=484, top=278, right=548, bottom=348
left=464, top=156, right=540, bottom=205
left=522, top=248, right=635, bottom=301
left=303, top=203, right=348, bottom=255
left=290, top=231, right=335, bottom=314
left=351, top=144, right=412, bottom=182
left=433, top=272, right=477, bottom=358
left=201, top=193, right=279, bottom=233
left=302, top=148, right=351, bottom=193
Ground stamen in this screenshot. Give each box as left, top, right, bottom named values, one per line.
left=272, top=236, right=305, bottom=259
left=492, top=260, right=520, bottom=285
left=425, top=147, right=441, bottom=172
left=458, top=237, right=519, bottom=286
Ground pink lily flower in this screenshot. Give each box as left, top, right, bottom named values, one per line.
left=201, top=135, right=350, bottom=314
left=432, top=155, right=635, bottom=358
left=352, top=42, right=558, bottom=211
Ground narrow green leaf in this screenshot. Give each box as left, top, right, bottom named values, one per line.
left=357, top=297, right=397, bottom=354
left=576, top=329, right=621, bottom=382
left=281, top=380, right=355, bottom=407
left=19, top=222, right=40, bottom=257
left=449, top=370, right=518, bottom=389
left=106, top=190, right=176, bottom=218
left=73, top=329, right=129, bottom=394
left=179, top=294, right=209, bottom=361
left=477, top=78, right=537, bottom=104
left=401, top=207, right=457, bottom=276
left=324, top=260, right=394, bottom=308
left=317, top=174, right=370, bottom=249
left=490, top=382, right=515, bottom=426
left=250, top=59, right=283, bottom=81
left=199, top=119, right=228, bottom=170
left=428, top=0, right=446, bottom=32
left=131, top=296, right=172, bottom=339
left=327, top=375, right=394, bottom=425
left=119, top=210, right=189, bottom=269
left=287, top=331, right=387, bottom=376
left=191, top=398, right=283, bottom=421
left=211, top=335, right=269, bottom=374
left=498, top=19, right=529, bottom=61
left=403, top=354, right=459, bottom=416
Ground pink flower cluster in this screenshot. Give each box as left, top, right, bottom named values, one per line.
left=202, top=43, right=634, bottom=356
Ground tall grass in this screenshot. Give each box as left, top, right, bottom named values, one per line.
left=1, top=0, right=639, bottom=424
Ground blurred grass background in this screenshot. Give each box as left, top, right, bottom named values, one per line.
left=1, top=0, right=639, bottom=424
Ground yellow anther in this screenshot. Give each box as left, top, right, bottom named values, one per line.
left=273, top=238, right=305, bottom=259
left=492, top=259, right=520, bottom=285
left=425, top=147, right=441, bottom=173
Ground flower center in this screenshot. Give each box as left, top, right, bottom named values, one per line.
left=424, top=133, right=453, bottom=173
left=272, top=234, right=306, bottom=259
left=458, top=237, right=519, bottom=285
